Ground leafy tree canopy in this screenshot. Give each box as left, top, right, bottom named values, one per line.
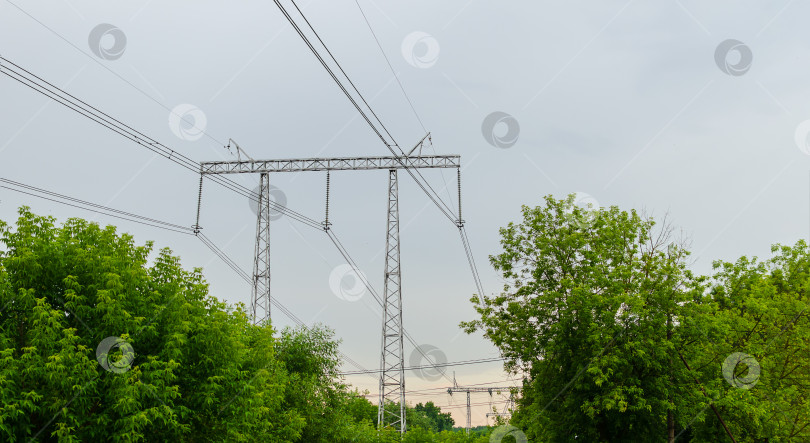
left=464, top=195, right=810, bottom=442
left=0, top=207, right=506, bottom=443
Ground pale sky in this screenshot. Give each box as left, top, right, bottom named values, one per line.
left=2, top=0, right=809, bottom=427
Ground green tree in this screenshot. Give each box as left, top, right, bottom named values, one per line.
left=276, top=324, right=394, bottom=442
left=345, top=389, right=379, bottom=425
left=462, top=195, right=699, bottom=441
left=677, top=241, right=810, bottom=442
left=0, top=208, right=301, bottom=441
left=413, top=402, right=454, bottom=432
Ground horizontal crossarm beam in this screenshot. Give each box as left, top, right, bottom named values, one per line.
left=200, top=155, right=460, bottom=174
left=447, top=387, right=516, bottom=394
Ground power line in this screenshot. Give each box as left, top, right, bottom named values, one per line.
left=353, top=0, right=426, bottom=134
left=343, top=2, right=486, bottom=313
left=8, top=0, right=458, bottom=226
left=2, top=51, right=481, bottom=308
left=355, top=378, right=519, bottom=397
left=268, top=1, right=487, bottom=311
left=0, top=178, right=195, bottom=236
left=0, top=175, right=378, bottom=380
left=434, top=400, right=511, bottom=410
left=0, top=56, right=324, bottom=231
left=271, top=0, right=459, bottom=224
left=1, top=38, right=500, bottom=431
left=327, top=229, right=456, bottom=385
left=288, top=0, right=400, bottom=150
left=8, top=1, right=485, bottom=307
left=0, top=56, right=458, bottom=389
left=4, top=0, right=226, bottom=151
left=272, top=0, right=395, bottom=149
left=353, top=2, right=458, bottom=216
left=196, top=231, right=377, bottom=380
left=1, top=29, right=492, bottom=405
left=459, top=226, right=486, bottom=299
left=338, top=357, right=505, bottom=376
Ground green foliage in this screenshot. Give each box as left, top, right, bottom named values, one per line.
left=463, top=195, right=696, bottom=440
left=412, top=401, right=454, bottom=432
left=276, top=325, right=392, bottom=443
left=463, top=195, right=810, bottom=442
left=12, top=192, right=809, bottom=442
left=0, top=207, right=498, bottom=443
left=0, top=207, right=305, bottom=441
left=678, top=241, right=810, bottom=442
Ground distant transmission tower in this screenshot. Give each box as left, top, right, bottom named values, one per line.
left=447, top=374, right=516, bottom=434
left=195, top=152, right=460, bottom=434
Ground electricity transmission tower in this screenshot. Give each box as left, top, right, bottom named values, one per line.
left=195, top=152, right=461, bottom=434
left=447, top=375, right=516, bottom=434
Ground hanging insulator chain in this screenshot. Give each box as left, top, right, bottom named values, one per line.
left=323, top=170, right=332, bottom=231
left=456, top=168, right=464, bottom=227
left=193, top=172, right=204, bottom=234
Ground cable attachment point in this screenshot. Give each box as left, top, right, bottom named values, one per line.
left=406, top=132, right=431, bottom=157
left=227, top=139, right=254, bottom=163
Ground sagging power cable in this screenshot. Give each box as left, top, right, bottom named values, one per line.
left=271, top=0, right=459, bottom=224
left=0, top=56, right=323, bottom=231
left=0, top=176, right=376, bottom=379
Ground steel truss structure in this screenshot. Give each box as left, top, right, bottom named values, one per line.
left=448, top=380, right=516, bottom=434
left=201, top=155, right=460, bottom=174
left=252, top=173, right=271, bottom=325
left=378, top=170, right=405, bottom=431
left=199, top=154, right=460, bottom=434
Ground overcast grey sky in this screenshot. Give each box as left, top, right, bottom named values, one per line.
left=2, top=0, right=809, bottom=427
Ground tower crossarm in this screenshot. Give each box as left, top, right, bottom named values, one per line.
left=446, top=386, right=515, bottom=395
left=200, top=155, right=460, bottom=174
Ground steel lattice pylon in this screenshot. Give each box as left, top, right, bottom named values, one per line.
left=200, top=154, right=458, bottom=329
left=198, top=154, right=460, bottom=435
left=447, top=377, right=517, bottom=434
left=378, top=169, right=406, bottom=433
left=252, top=172, right=271, bottom=325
